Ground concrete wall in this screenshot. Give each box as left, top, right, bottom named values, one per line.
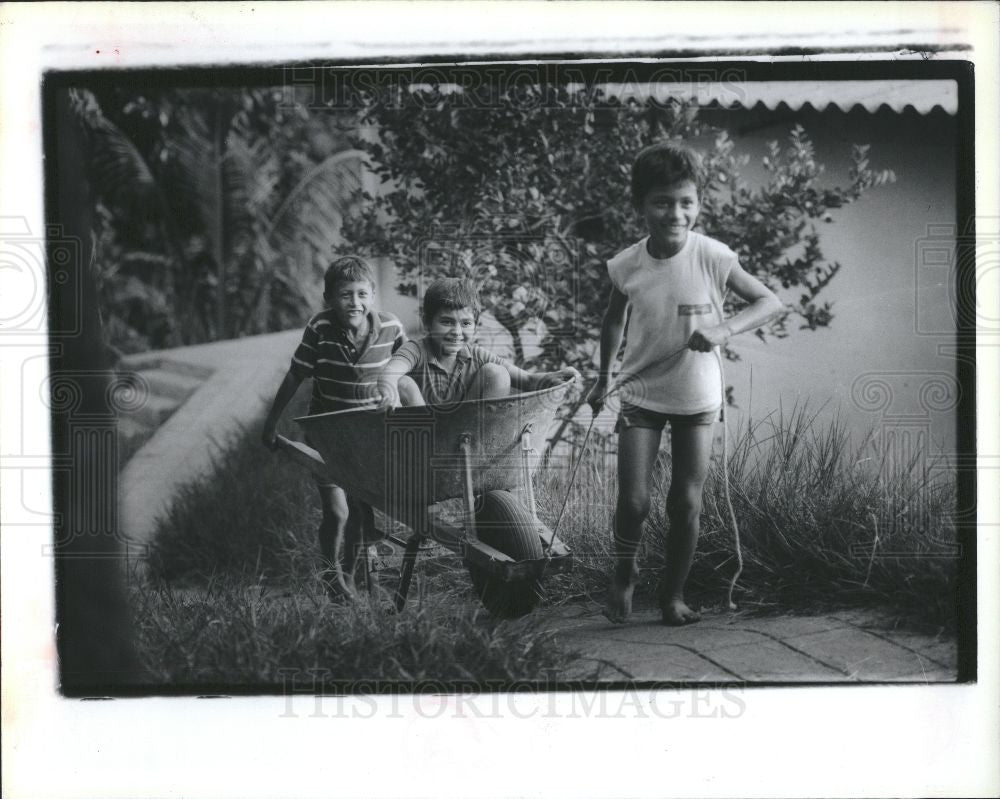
left=708, top=106, right=959, bottom=457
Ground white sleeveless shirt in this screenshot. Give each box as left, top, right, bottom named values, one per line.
left=607, top=232, right=736, bottom=415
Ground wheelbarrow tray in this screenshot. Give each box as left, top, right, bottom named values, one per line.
left=294, top=381, right=573, bottom=507
left=290, top=380, right=576, bottom=581
left=274, top=438, right=574, bottom=583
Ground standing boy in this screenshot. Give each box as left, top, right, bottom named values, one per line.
left=587, top=141, right=782, bottom=625
left=262, top=256, right=406, bottom=599
left=376, top=277, right=579, bottom=408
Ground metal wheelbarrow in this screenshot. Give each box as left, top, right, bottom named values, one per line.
left=275, top=377, right=576, bottom=618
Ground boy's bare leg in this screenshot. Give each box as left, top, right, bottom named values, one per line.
left=659, top=423, right=714, bottom=625
left=467, top=363, right=511, bottom=400
left=605, top=426, right=662, bottom=623
left=342, top=497, right=375, bottom=590
left=317, top=485, right=357, bottom=601
left=397, top=375, right=425, bottom=406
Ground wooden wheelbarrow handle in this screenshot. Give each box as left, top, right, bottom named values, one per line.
left=274, top=434, right=329, bottom=481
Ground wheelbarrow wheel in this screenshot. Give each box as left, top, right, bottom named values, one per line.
left=468, top=490, right=543, bottom=619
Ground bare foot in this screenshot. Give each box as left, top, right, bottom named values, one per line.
left=661, top=598, right=701, bottom=626
left=603, top=561, right=639, bottom=624
left=321, top=568, right=358, bottom=604
left=603, top=581, right=636, bottom=624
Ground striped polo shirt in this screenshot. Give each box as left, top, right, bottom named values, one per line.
left=391, top=338, right=506, bottom=404
left=291, top=309, right=406, bottom=413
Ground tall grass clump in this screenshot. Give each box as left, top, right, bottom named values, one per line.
left=145, top=386, right=325, bottom=584
left=144, top=421, right=322, bottom=584
left=536, top=404, right=959, bottom=633
left=130, top=577, right=591, bottom=686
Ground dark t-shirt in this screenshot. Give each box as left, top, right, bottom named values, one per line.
left=391, top=338, right=506, bottom=404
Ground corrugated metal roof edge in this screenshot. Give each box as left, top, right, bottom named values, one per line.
left=703, top=99, right=956, bottom=116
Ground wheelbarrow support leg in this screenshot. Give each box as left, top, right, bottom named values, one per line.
left=459, top=433, right=478, bottom=540
left=394, top=534, right=424, bottom=612
left=520, top=425, right=538, bottom=521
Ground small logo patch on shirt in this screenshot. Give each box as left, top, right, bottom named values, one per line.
left=678, top=303, right=712, bottom=316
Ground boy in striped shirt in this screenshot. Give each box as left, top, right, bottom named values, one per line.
left=262, top=256, right=406, bottom=600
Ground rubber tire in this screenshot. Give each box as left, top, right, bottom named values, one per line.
left=467, top=490, right=544, bottom=619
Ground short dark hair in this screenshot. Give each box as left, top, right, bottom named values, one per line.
left=631, top=141, right=705, bottom=205
left=421, top=277, right=481, bottom=327
left=324, top=255, right=376, bottom=296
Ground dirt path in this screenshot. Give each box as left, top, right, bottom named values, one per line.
left=536, top=602, right=957, bottom=682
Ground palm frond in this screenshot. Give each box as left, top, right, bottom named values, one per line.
left=168, top=104, right=223, bottom=245
left=68, top=89, right=158, bottom=206
left=265, top=149, right=366, bottom=255
left=224, top=133, right=280, bottom=247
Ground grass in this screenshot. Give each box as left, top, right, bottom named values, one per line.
left=144, top=421, right=322, bottom=586
left=131, top=575, right=596, bottom=686
left=136, top=399, right=959, bottom=686
left=536, top=403, right=959, bottom=634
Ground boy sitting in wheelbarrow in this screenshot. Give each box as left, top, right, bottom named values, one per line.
left=376, top=277, right=579, bottom=409
left=261, top=256, right=407, bottom=600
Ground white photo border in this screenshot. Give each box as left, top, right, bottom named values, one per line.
left=2, top=3, right=998, bottom=798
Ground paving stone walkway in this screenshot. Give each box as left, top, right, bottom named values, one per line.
left=537, top=602, right=958, bottom=683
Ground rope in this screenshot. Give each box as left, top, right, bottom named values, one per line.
left=545, top=345, right=689, bottom=554
left=716, top=348, right=743, bottom=611
left=546, top=412, right=597, bottom=553
left=708, top=284, right=744, bottom=611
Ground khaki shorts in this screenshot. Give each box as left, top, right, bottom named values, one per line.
left=615, top=401, right=719, bottom=433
